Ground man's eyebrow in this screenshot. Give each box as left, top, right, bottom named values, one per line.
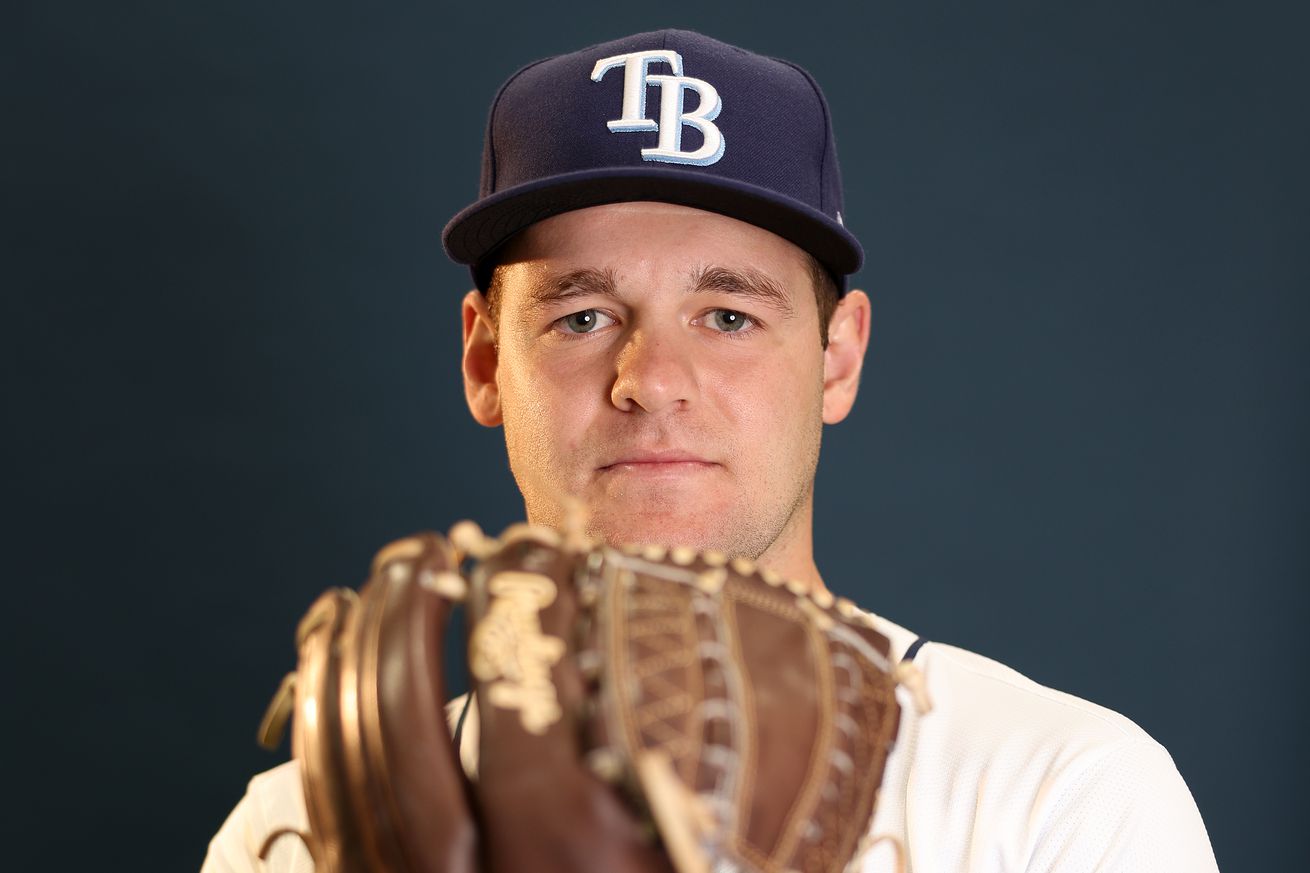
left=690, top=265, right=796, bottom=318
left=525, top=264, right=797, bottom=318
left=527, top=267, right=620, bottom=308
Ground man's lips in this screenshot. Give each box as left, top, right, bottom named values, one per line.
left=597, top=451, right=719, bottom=473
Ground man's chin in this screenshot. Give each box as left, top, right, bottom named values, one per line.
left=584, top=505, right=746, bottom=556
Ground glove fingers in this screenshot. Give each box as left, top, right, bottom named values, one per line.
left=466, top=527, right=674, bottom=873
left=356, top=533, right=478, bottom=873
left=291, top=587, right=371, bottom=873
left=291, top=533, right=476, bottom=873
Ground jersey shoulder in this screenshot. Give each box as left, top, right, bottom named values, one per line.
left=918, top=637, right=1153, bottom=742
left=867, top=613, right=1147, bottom=742
left=867, top=620, right=1218, bottom=872
left=200, top=760, right=311, bottom=873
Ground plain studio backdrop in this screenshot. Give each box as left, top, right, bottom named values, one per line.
left=6, top=2, right=1305, bottom=870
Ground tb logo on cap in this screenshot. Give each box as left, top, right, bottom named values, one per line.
left=590, top=50, right=725, bottom=166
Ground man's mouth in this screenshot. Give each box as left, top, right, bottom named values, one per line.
left=597, top=450, right=718, bottom=474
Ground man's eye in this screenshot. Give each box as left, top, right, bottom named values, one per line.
left=707, top=309, right=754, bottom=333
left=556, top=309, right=614, bottom=334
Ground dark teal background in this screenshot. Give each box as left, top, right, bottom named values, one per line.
left=7, top=2, right=1305, bottom=870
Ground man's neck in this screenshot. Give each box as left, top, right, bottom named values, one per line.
left=753, top=493, right=826, bottom=597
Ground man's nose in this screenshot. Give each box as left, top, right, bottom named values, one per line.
left=610, top=327, right=698, bottom=414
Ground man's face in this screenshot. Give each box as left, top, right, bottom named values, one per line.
left=465, top=202, right=838, bottom=560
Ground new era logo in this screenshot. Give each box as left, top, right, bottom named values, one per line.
left=590, top=50, right=725, bottom=166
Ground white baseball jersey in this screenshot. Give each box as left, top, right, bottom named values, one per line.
left=201, top=614, right=1220, bottom=872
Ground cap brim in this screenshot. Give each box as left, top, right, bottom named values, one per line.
left=442, top=167, right=863, bottom=282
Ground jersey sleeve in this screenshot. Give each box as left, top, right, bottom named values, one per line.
left=199, top=760, right=314, bottom=873
left=1025, top=737, right=1219, bottom=873
left=199, top=696, right=475, bottom=872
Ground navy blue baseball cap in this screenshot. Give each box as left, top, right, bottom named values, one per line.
left=441, top=29, right=862, bottom=294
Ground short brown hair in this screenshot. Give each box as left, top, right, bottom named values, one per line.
left=482, top=250, right=841, bottom=348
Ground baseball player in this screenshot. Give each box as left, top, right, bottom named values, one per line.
left=203, top=29, right=1220, bottom=872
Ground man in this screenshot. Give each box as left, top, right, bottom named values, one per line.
left=204, top=29, right=1220, bottom=872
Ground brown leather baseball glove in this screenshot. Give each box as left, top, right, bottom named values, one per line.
left=257, top=521, right=917, bottom=873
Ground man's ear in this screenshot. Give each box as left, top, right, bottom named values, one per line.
left=821, top=289, right=872, bottom=425
left=462, top=289, right=503, bottom=426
